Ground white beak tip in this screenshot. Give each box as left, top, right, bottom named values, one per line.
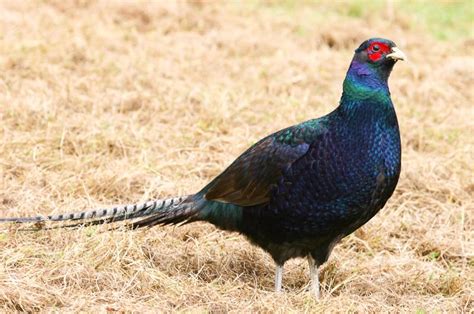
left=386, top=47, right=407, bottom=62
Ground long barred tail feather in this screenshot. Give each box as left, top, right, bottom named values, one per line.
left=42, top=205, right=160, bottom=230
left=0, top=195, right=197, bottom=229
left=125, top=197, right=200, bottom=229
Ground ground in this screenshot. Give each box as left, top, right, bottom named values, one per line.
left=0, top=1, right=472, bottom=312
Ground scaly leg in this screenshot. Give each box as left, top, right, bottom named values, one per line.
left=274, top=264, right=283, bottom=292
left=307, top=255, right=320, bottom=299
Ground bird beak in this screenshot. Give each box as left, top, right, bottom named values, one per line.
left=386, top=47, right=407, bottom=61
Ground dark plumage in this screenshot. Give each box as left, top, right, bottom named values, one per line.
left=0, top=38, right=406, bottom=297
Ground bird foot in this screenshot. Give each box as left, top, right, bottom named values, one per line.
left=303, top=284, right=321, bottom=299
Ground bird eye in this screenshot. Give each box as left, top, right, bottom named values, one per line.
left=372, top=44, right=380, bottom=52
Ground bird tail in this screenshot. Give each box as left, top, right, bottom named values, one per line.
left=0, top=195, right=200, bottom=229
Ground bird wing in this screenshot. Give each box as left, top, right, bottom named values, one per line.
left=204, top=118, right=328, bottom=206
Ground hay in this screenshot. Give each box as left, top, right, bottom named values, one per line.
left=0, top=1, right=472, bottom=312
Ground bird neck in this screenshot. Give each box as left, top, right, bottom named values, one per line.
left=338, top=59, right=394, bottom=118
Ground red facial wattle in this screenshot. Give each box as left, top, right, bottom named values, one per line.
left=367, top=42, right=391, bottom=62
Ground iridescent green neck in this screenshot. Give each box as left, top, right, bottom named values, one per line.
left=341, top=75, right=390, bottom=103
left=339, top=59, right=393, bottom=111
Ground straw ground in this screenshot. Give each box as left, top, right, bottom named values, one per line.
left=0, top=1, right=472, bottom=312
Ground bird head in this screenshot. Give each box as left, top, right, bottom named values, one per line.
left=350, top=38, right=406, bottom=81
left=343, top=38, right=406, bottom=97
left=355, top=38, right=406, bottom=64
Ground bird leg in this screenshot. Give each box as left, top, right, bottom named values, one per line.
left=274, top=264, right=283, bottom=292
left=307, top=255, right=320, bottom=299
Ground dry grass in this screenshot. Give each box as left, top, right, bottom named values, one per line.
left=0, top=1, right=473, bottom=312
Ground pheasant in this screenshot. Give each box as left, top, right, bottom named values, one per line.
left=0, top=38, right=406, bottom=298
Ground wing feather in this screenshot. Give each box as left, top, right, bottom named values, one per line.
left=204, top=119, right=327, bottom=206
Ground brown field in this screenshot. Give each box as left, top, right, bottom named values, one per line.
left=0, top=1, right=472, bottom=312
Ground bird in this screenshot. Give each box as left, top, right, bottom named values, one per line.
left=0, top=38, right=406, bottom=298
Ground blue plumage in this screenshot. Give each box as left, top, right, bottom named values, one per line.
left=0, top=38, right=406, bottom=297
left=197, top=38, right=404, bottom=294
left=197, top=39, right=403, bottom=270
